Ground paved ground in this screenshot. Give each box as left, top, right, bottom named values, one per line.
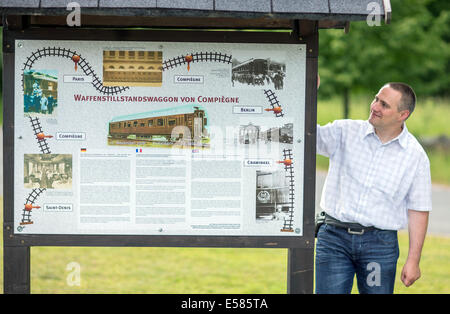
left=315, top=170, right=450, bottom=236
left=1, top=129, right=448, bottom=235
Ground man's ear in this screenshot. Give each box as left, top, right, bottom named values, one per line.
left=400, top=110, right=410, bottom=121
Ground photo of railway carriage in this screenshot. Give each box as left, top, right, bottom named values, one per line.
left=108, top=105, right=209, bottom=147
left=231, top=57, right=286, bottom=90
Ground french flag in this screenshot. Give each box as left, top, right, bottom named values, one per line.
left=136, top=148, right=142, bottom=153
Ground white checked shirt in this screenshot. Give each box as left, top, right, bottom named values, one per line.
left=317, top=119, right=432, bottom=230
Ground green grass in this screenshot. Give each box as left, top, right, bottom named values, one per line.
left=2, top=233, right=449, bottom=293
left=316, top=95, right=450, bottom=185
left=27, top=246, right=288, bottom=294
left=398, top=233, right=450, bottom=293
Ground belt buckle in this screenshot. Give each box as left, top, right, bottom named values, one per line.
left=347, top=227, right=364, bottom=235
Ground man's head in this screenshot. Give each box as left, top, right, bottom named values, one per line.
left=369, top=82, right=416, bottom=131
left=386, top=82, right=416, bottom=117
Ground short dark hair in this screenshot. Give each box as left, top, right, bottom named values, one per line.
left=385, top=82, right=416, bottom=118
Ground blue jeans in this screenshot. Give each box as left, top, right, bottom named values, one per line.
left=315, top=224, right=399, bottom=294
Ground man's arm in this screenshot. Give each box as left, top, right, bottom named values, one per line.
left=316, top=121, right=343, bottom=158
left=401, top=209, right=429, bottom=287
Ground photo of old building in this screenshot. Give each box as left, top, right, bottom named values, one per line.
left=103, top=50, right=163, bottom=87
left=239, top=122, right=260, bottom=144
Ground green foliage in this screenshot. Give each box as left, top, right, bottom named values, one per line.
left=319, top=0, right=450, bottom=98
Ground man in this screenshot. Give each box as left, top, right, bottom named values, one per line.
left=315, top=82, right=432, bottom=294
left=40, top=93, right=48, bottom=114
left=47, top=95, right=54, bottom=114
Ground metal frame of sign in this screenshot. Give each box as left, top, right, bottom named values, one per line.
left=3, top=22, right=318, bottom=294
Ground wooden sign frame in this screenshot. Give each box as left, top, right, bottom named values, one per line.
left=3, top=22, right=318, bottom=294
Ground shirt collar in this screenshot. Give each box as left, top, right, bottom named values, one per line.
left=363, top=121, right=409, bottom=149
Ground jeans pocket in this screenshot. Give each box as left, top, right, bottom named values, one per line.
left=375, top=230, right=398, bottom=246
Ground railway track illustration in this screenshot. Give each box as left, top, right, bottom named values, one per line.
left=22, top=47, right=280, bottom=119
left=23, top=47, right=232, bottom=95
left=29, top=116, right=51, bottom=154
left=18, top=116, right=51, bottom=230
left=18, top=188, right=46, bottom=230
left=280, top=148, right=295, bottom=232
left=264, top=89, right=284, bottom=117
left=22, top=46, right=129, bottom=95
left=162, top=51, right=232, bottom=71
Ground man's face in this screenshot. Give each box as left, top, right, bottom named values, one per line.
left=368, top=86, right=406, bottom=130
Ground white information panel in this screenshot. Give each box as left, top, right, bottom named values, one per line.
left=14, top=39, right=306, bottom=236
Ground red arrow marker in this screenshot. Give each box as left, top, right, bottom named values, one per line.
left=277, top=159, right=292, bottom=166
left=265, top=106, right=282, bottom=114
left=185, top=55, right=193, bottom=71
left=72, top=54, right=80, bottom=71
left=36, top=133, right=53, bottom=140
left=25, top=204, right=40, bottom=211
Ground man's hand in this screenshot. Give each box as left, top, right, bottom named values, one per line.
left=401, top=259, right=421, bottom=287
left=402, top=210, right=429, bottom=288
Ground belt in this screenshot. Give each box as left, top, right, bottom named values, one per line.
left=324, top=213, right=377, bottom=235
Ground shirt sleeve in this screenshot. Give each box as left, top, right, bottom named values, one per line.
left=317, top=120, right=344, bottom=158
left=406, top=154, right=432, bottom=211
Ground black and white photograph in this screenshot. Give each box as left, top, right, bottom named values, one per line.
left=231, top=53, right=286, bottom=90
left=239, top=122, right=293, bottom=145
left=24, top=154, right=73, bottom=189
left=255, top=170, right=290, bottom=221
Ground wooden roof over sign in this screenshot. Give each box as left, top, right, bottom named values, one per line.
left=0, top=0, right=391, bottom=29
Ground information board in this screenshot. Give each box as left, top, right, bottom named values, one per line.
left=13, top=39, right=306, bottom=237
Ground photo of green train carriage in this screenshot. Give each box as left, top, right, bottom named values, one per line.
left=108, top=105, right=209, bottom=146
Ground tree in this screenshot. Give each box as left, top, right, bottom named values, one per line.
left=318, top=0, right=450, bottom=117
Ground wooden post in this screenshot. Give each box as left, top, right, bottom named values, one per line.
left=287, top=248, right=314, bottom=294
left=3, top=16, right=31, bottom=294
left=287, top=19, right=318, bottom=294
left=3, top=246, right=31, bottom=294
